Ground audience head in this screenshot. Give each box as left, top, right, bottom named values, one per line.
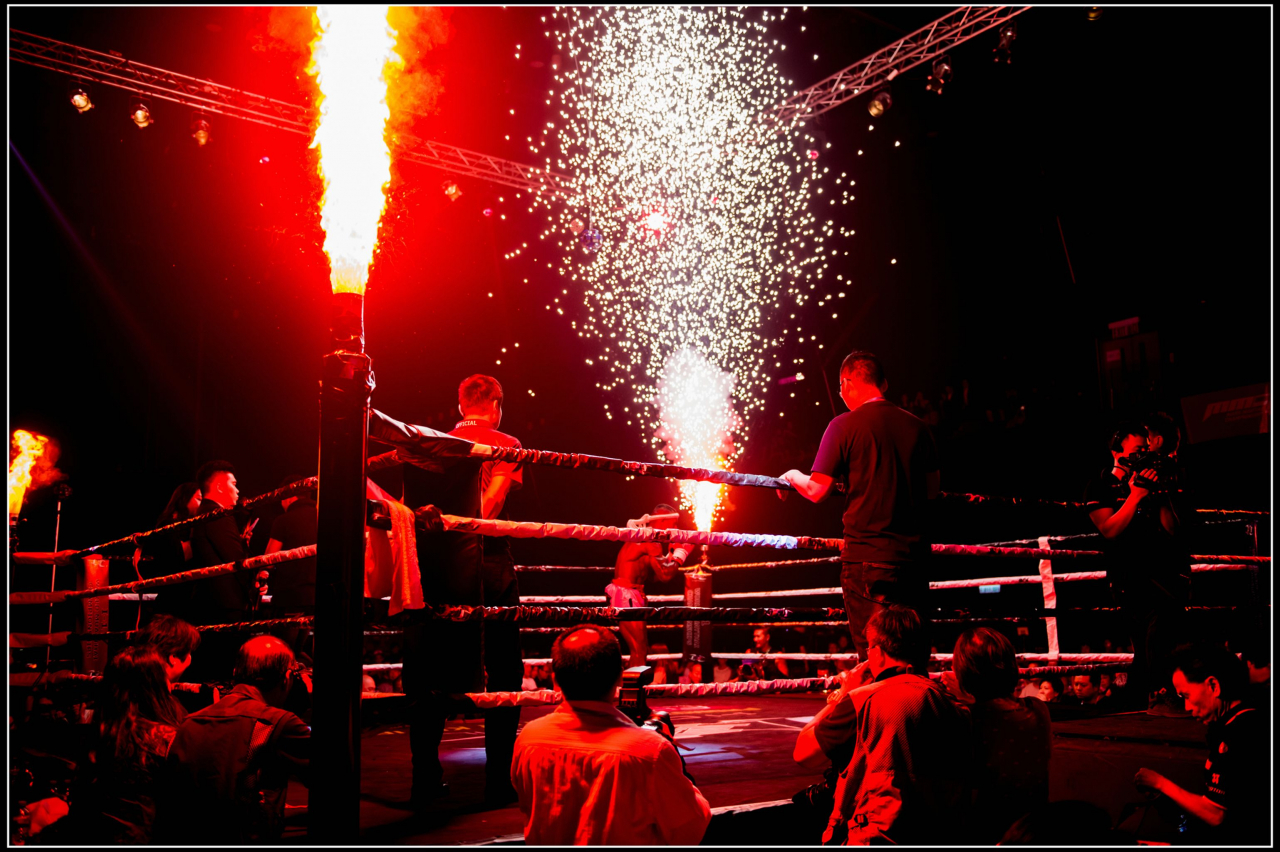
left=158, top=482, right=203, bottom=525
left=1037, top=676, right=1064, bottom=703
left=138, top=614, right=200, bottom=681
left=99, top=645, right=184, bottom=761
left=753, top=627, right=772, bottom=650
left=1144, top=411, right=1181, bottom=457
left=1072, top=673, right=1103, bottom=703
left=459, top=374, right=504, bottom=423
left=839, top=350, right=887, bottom=407
left=551, top=626, right=623, bottom=701
left=234, top=636, right=297, bottom=705
left=195, top=460, right=239, bottom=510
left=1230, top=622, right=1270, bottom=684
left=953, top=628, right=1019, bottom=702
left=1109, top=422, right=1148, bottom=462
left=865, top=606, right=928, bottom=675
left=1171, top=642, right=1249, bottom=724
left=651, top=502, right=679, bottom=531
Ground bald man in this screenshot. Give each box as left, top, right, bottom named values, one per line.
left=157, top=637, right=310, bottom=844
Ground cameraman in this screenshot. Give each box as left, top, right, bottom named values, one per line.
left=1084, top=422, right=1190, bottom=715
left=510, top=626, right=711, bottom=845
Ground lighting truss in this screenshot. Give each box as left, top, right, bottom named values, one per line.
left=8, top=28, right=576, bottom=199
left=769, top=6, right=1031, bottom=128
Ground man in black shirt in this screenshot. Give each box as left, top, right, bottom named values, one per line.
left=1134, top=643, right=1269, bottom=845
left=1083, top=423, right=1189, bottom=713
left=778, top=351, right=940, bottom=663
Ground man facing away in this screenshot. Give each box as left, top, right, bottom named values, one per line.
left=777, top=350, right=940, bottom=663
left=609, top=504, right=689, bottom=667
left=157, top=636, right=310, bottom=845
left=447, top=374, right=526, bottom=806
left=510, top=626, right=711, bottom=845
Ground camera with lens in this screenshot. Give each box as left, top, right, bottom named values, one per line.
left=619, top=666, right=690, bottom=779
left=1115, top=450, right=1178, bottom=494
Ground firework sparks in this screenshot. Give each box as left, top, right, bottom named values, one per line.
left=309, top=6, right=400, bottom=296
left=533, top=8, right=839, bottom=526
left=9, top=430, right=50, bottom=516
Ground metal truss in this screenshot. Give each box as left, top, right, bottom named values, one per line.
left=770, top=6, right=1031, bottom=127
left=9, top=28, right=576, bottom=198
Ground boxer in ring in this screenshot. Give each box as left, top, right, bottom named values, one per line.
left=608, top=504, right=691, bottom=667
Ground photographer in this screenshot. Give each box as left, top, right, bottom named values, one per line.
left=1084, top=422, right=1190, bottom=715
left=509, top=626, right=711, bottom=845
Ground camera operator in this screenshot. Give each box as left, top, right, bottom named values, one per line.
left=509, top=626, right=711, bottom=845
left=1084, top=422, right=1190, bottom=715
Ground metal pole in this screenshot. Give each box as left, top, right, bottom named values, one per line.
left=310, top=291, right=373, bottom=843
left=684, top=546, right=713, bottom=682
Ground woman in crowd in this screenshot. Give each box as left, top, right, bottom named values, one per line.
left=947, top=628, right=1053, bottom=843
left=138, top=482, right=203, bottom=618
left=28, top=646, right=184, bottom=844
left=1037, top=676, right=1065, bottom=703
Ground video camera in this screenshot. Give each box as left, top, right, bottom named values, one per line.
left=1115, top=450, right=1178, bottom=494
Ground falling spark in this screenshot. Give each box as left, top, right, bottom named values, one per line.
left=534, top=7, right=837, bottom=527
left=309, top=6, right=400, bottom=295
left=9, top=430, right=49, bottom=516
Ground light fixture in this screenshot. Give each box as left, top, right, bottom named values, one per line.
left=442, top=180, right=463, bottom=201
left=1087, top=7, right=1103, bottom=21
left=925, top=56, right=953, bottom=95
left=190, top=115, right=211, bottom=147
left=69, top=86, right=94, bottom=114
left=130, top=100, right=153, bottom=128
left=993, top=22, right=1016, bottom=64
left=867, top=87, right=892, bottom=118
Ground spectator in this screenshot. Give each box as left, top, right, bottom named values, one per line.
left=947, top=628, right=1052, bottom=843
left=792, top=664, right=871, bottom=829
left=823, top=606, right=969, bottom=844
left=138, top=482, right=202, bottom=584
left=28, top=646, right=185, bottom=843
left=137, top=613, right=201, bottom=686
left=1134, top=643, right=1269, bottom=845
left=522, top=664, right=539, bottom=692
left=1036, top=677, right=1065, bottom=704
left=1230, top=624, right=1270, bottom=713
left=510, top=627, right=711, bottom=844
left=1071, top=673, right=1111, bottom=707
left=157, top=636, right=310, bottom=845
left=713, top=659, right=735, bottom=683
left=263, top=474, right=318, bottom=664
left=362, top=674, right=377, bottom=693
left=746, top=627, right=789, bottom=679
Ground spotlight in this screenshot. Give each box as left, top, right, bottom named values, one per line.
left=69, top=86, right=94, bottom=114
left=130, top=100, right=153, bottom=128
left=190, top=115, right=211, bottom=147
left=925, top=57, right=952, bottom=95
left=867, top=87, right=892, bottom=118
left=1087, top=7, right=1103, bottom=21
left=993, top=22, right=1016, bottom=64
left=442, top=180, right=463, bottom=201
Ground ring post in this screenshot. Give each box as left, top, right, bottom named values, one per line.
left=77, top=555, right=109, bottom=675
left=684, top=546, right=713, bottom=681
left=311, top=291, right=373, bottom=843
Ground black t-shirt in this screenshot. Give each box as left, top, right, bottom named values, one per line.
left=1197, top=704, right=1270, bottom=845
left=1082, top=470, right=1188, bottom=596
left=267, top=498, right=317, bottom=609
left=811, top=400, right=939, bottom=563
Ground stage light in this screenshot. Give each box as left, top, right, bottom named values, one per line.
left=925, top=57, right=952, bottom=95
left=130, top=100, right=153, bottom=128
left=190, top=115, right=211, bottom=147
left=867, top=88, right=892, bottom=117
left=69, top=87, right=93, bottom=114
left=993, top=22, right=1016, bottom=64
left=442, top=180, right=463, bottom=201
left=1087, top=7, right=1103, bottom=21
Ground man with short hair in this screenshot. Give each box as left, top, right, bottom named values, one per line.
left=448, top=374, right=526, bottom=806
left=138, top=613, right=200, bottom=683
left=510, top=626, right=711, bottom=845
left=1084, top=423, right=1189, bottom=714
left=609, top=504, right=688, bottom=667
left=1072, top=673, right=1104, bottom=705
left=823, top=606, right=969, bottom=845
left=157, top=636, right=310, bottom=844
left=1134, top=644, right=1269, bottom=845
left=778, top=351, right=940, bottom=661
left=746, top=626, right=789, bottom=679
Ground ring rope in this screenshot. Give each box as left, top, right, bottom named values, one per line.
left=7, top=545, right=315, bottom=605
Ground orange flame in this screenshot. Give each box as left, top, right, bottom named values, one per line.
left=308, top=6, right=401, bottom=295
left=9, top=430, right=50, bottom=516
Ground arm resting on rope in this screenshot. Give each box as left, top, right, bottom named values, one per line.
left=777, top=470, right=835, bottom=503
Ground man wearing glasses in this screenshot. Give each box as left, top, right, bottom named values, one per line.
left=777, top=350, right=940, bottom=663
